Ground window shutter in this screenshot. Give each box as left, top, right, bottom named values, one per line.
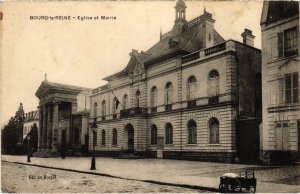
left=278, top=32, right=284, bottom=58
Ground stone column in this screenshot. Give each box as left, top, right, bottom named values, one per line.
left=42, top=105, right=47, bottom=151
left=52, top=102, right=59, bottom=152
left=47, top=104, right=52, bottom=151
left=38, top=106, right=43, bottom=151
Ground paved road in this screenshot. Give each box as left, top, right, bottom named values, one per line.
left=1, top=161, right=209, bottom=193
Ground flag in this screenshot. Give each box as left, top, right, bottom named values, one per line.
left=116, top=98, right=120, bottom=109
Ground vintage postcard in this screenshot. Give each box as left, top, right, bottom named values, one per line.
left=1, top=0, right=299, bottom=193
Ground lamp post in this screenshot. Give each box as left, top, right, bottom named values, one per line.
left=90, top=122, right=97, bottom=170
left=27, top=135, right=31, bottom=163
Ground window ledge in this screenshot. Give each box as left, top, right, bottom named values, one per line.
left=111, top=145, right=117, bottom=147
left=267, top=54, right=299, bottom=64
left=207, top=143, right=221, bottom=146
left=186, top=143, right=198, bottom=146
left=164, top=144, right=174, bottom=146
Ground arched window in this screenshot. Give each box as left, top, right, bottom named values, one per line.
left=101, top=100, right=106, bottom=116
left=187, top=120, right=197, bottom=144
left=187, top=76, right=197, bottom=100
left=93, top=102, right=98, bottom=118
left=165, top=123, right=173, bottom=144
left=151, top=87, right=158, bottom=107
left=101, top=129, right=106, bottom=145
left=123, top=94, right=128, bottom=109
left=136, top=90, right=140, bottom=107
left=112, top=128, right=117, bottom=145
left=165, top=82, right=173, bottom=105
left=151, top=125, right=157, bottom=145
left=208, top=70, right=220, bottom=96
left=209, top=118, right=219, bottom=144
left=112, top=97, right=118, bottom=114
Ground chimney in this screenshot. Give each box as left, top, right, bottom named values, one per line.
left=241, top=29, right=255, bottom=47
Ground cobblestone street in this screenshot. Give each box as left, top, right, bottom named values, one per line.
left=2, top=161, right=207, bottom=193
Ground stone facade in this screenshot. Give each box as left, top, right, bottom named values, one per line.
left=260, top=1, right=299, bottom=164
left=35, top=80, right=92, bottom=156
left=89, top=0, right=261, bottom=163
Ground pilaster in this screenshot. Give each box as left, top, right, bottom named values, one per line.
left=52, top=102, right=59, bottom=152
left=42, top=105, right=47, bottom=150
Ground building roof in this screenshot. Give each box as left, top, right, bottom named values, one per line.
left=104, top=8, right=224, bottom=81
left=35, top=81, right=92, bottom=98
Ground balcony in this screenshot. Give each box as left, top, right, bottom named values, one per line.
left=182, top=52, right=200, bottom=64
left=151, top=107, right=157, bottom=113
left=165, top=104, right=172, bottom=111
left=120, top=107, right=148, bottom=118
left=208, top=96, right=219, bottom=104
left=187, top=100, right=196, bottom=108
left=204, top=42, right=226, bottom=56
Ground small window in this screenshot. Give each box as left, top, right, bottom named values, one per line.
left=165, top=82, right=173, bottom=105
left=208, top=70, right=220, bottom=97
left=187, top=120, right=197, bottom=144
left=283, top=123, right=289, bottom=128
left=93, top=102, right=98, bottom=118
left=209, top=118, right=219, bottom=144
left=151, top=125, right=157, bottom=145
left=151, top=87, right=158, bottom=108
left=136, top=90, right=140, bottom=107
left=112, top=128, right=117, bottom=145
left=165, top=123, right=173, bottom=144
left=123, top=94, right=128, bottom=110
left=285, top=73, right=299, bottom=104
left=101, top=130, right=106, bottom=145
left=187, top=76, right=197, bottom=100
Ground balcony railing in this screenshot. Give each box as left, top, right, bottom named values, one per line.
left=187, top=100, right=196, bottom=108
left=204, top=42, right=226, bottom=56
left=182, top=52, right=200, bottom=64
left=120, top=107, right=148, bottom=118
left=151, top=107, right=157, bottom=113
left=165, top=104, right=172, bottom=111
left=208, top=96, right=219, bottom=104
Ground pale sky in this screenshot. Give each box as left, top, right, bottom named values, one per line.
left=0, top=1, right=263, bottom=126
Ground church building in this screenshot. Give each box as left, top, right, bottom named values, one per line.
left=89, top=0, right=262, bottom=162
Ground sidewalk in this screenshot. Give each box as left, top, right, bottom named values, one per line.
left=2, top=155, right=299, bottom=193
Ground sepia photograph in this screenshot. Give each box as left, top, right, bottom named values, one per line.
left=0, top=0, right=299, bottom=193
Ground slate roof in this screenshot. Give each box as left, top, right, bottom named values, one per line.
left=104, top=10, right=225, bottom=81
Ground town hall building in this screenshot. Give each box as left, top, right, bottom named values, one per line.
left=88, top=0, right=262, bottom=163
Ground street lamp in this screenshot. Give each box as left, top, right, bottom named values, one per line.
left=27, top=135, right=31, bottom=163
left=90, top=122, right=97, bottom=170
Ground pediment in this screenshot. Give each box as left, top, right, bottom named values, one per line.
left=35, top=81, right=53, bottom=98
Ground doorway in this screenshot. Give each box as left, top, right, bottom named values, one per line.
left=125, top=124, right=134, bottom=154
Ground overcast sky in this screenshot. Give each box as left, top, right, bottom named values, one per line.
left=0, top=1, right=263, bottom=126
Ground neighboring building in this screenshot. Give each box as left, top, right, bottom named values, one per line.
left=260, top=1, right=299, bottom=164
left=89, top=0, right=261, bottom=163
left=23, top=110, right=39, bottom=140
left=35, top=79, right=92, bottom=156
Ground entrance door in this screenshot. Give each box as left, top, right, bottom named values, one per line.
left=125, top=124, right=134, bottom=154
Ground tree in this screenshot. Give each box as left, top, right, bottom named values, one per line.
left=1, top=103, right=25, bottom=154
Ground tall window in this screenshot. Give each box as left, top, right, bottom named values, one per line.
left=187, top=76, right=197, bottom=100
left=187, top=120, right=197, bottom=144
left=112, top=97, right=117, bottom=114
left=165, top=123, right=173, bottom=144
left=136, top=90, right=140, bottom=107
left=151, top=125, right=157, bottom=145
left=151, top=87, right=158, bottom=107
left=101, top=129, right=106, bottom=145
left=74, top=128, right=80, bottom=145
left=285, top=73, right=299, bottom=104
left=209, top=118, right=219, bottom=144
left=208, top=70, right=220, bottom=96
left=278, top=27, right=298, bottom=58
left=93, top=102, right=98, bottom=118
left=112, top=128, right=117, bottom=145
left=101, top=100, right=106, bottom=116
left=123, top=94, right=128, bottom=109
left=165, top=82, right=173, bottom=105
